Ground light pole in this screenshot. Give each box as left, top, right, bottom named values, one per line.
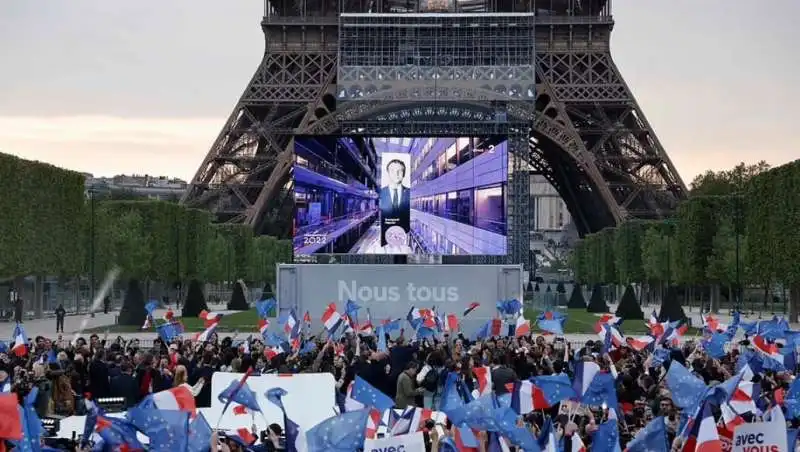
left=733, top=194, right=742, bottom=313
left=86, top=185, right=98, bottom=317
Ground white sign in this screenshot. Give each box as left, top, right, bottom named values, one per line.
left=364, top=432, right=426, bottom=452
left=209, top=372, right=336, bottom=431
left=733, top=421, right=788, bottom=452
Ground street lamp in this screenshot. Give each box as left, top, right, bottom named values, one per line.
left=86, top=184, right=99, bottom=318
left=733, top=194, right=743, bottom=313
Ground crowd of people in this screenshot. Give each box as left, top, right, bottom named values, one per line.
left=0, top=306, right=798, bottom=452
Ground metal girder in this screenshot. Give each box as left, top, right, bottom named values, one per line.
left=184, top=8, right=687, bottom=241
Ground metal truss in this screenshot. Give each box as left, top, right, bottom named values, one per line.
left=183, top=6, right=686, bottom=247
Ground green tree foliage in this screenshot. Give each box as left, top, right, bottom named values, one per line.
left=228, top=280, right=249, bottom=311
left=597, top=228, right=617, bottom=284
left=690, top=161, right=770, bottom=196
left=586, top=284, right=608, bottom=313
left=567, top=285, right=586, bottom=309
left=615, top=285, right=644, bottom=320
left=0, top=153, right=85, bottom=277
left=672, top=197, right=720, bottom=285
left=613, top=221, right=647, bottom=284
left=182, top=279, right=209, bottom=317
left=640, top=222, right=673, bottom=285
left=118, top=279, right=146, bottom=325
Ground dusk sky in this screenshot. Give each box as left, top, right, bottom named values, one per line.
left=0, top=0, right=797, bottom=184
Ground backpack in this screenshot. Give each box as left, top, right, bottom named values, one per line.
left=423, top=367, right=439, bottom=392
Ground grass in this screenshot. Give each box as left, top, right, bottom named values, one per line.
left=86, top=309, right=261, bottom=333
left=522, top=308, right=699, bottom=335
left=91, top=307, right=697, bottom=336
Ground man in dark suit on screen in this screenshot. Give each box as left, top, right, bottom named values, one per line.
left=379, top=159, right=411, bottom=221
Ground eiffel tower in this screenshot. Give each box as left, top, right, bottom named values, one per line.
left=181, top=0, right=686, bottom=269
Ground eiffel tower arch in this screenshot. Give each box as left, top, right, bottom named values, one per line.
left=182, top=0, right=687, bottom=270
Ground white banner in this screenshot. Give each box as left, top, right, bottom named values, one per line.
left=733, top=421, right=788, bottom=452
left=364, top=432, right=426, bottom=452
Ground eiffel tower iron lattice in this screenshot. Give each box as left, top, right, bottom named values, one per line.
left=181, top=0, right=687, bottom=269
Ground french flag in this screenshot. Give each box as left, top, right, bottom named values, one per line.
left=390, top=407, right=445, bottom=435
left=11, top=323, right=27, bottom=357
left=284, top=309, right=299, bottom=337
left=729, top=381, right=759, bottom=414
left=753, top=335, right=782, bottom=360
left=695, top=404, right=722, bottom=452
left=626, top=335, right=655, bottom=352
left=594, top=322, right=625, bottom=348
left=151, top=384, right=197, bottom=417
left=163, top=309, right=175, bottom=323
left=365, top=408, right=383, bottom=439
left=406, top=306, right=421, bottom=327
left=511, top=380, right=549, bottom=414
left=199, top=310, right=223, bottom=328
left=194, top=323, right=218, bottom=342
left=463, top=302, right=480, bottom=317
left=472, top=366, right=493, bottom=398
left=514, top=316, right=531, bottom=337
left=258, top=319, right=270, bottom=336
left=597, top=314, right=621, bottom=326
left=570, top=432, right=587, bottom=452
left=720, top=403, right=745, bottom=431
left=445, top=314, right=459, bottom=333
left=321, top=303, right=343, bottom=333
left=572, top=361, right=601, bottom=398
left=264, top=346, right=284, bottom=361
left=359, top=309, right=374, bottom=335
left=490, top=318, right=503, bottom=337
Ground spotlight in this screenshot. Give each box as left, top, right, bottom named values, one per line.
left=41, top=417, right=61, bottom=436
left=96, top=397, right=126, bottom=412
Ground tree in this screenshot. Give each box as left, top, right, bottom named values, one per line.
left=182, top=279, right=209, bottom=317
left=556, top=281, right=566, bottom=293
left=586, top=284, right=608, bottom=313
left=228, top=279, right=250, bottom=311
left=690, top=161, right=770, bottom=196
left=567, top=285, right=586, bottom=309
left=615, top=285, right=644, bottom=320
left=613, top=221, right=647, bottom=284
left=658, top=286, right=687, bottom=323
left=118, top=279, right=146, bottom=326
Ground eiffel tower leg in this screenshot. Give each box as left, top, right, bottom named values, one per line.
left=182, top=20, right=337, bottom=237
left=535, top=22, right=687, bottom=235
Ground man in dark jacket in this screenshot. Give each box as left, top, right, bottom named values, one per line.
left=55, top=304, right=66, bottom=333
left=110, top=363, right=139, bottom=408
left=88, top=350, right=111, bottom=399
left=490, top=354, right=518, bottom=396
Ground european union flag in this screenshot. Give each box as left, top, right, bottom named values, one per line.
left=127, top=406, right=189, bottom=452
left=592, top=418, right=621, bottom=452
left=145, top=300, right=159, bottom=315
left=652, top=348, right=672, bottom=368
left=702, top=332, right=729, bottom=359
left=376, top=326, right=387, bottom=353
left=95, top=416, right=144, bottom=451
left=256, top=297, right=277, bottom=318
left=581, top=372, right=618, bottom=408
left=156, top=321, right=184, bottom=343
left=665, top=361, right=706, bottom=409
left=351, top=376, right=394, bottom=412
left=382, top=319, right=401, bottom=333
left=11, top=387, right=44, bottom=452
left=440, top=372, right=468, bottom=426
left=531, top=374, right=577, bottom=407
left=494, top=406, right=538, bottom=451
left=537, top=317, right=566, bottom=336
left=218, top=379, right=261, bottom=413
left=462, top=394, right=503, bottom=432
left=496, top=299, right=522, bottom=316
left=305, top=409, right=370, bottom=452
left=299, top=341, right=316, bottom=356
left=187, top=413, right=212, bottom=452
left=626, top=417, right=668, bottom=452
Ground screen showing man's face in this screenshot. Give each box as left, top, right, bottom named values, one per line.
left=386, top=161, right=405, bottom=186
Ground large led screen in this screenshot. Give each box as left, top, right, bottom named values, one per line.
left=292, top=136, right=508, bottom=256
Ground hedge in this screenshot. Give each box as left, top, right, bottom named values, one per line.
left=0, top=155, right=292, bottom=287
left=569, top=159, right=800, bottom=319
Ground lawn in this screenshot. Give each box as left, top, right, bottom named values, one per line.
left=91, top=307, right=685, bottom=337
left=522, top=308, right=697, bottom=335
left=86, top=309, right=261, bottom=334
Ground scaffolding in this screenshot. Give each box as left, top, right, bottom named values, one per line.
left=337, top=13, right=536, bottom=102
